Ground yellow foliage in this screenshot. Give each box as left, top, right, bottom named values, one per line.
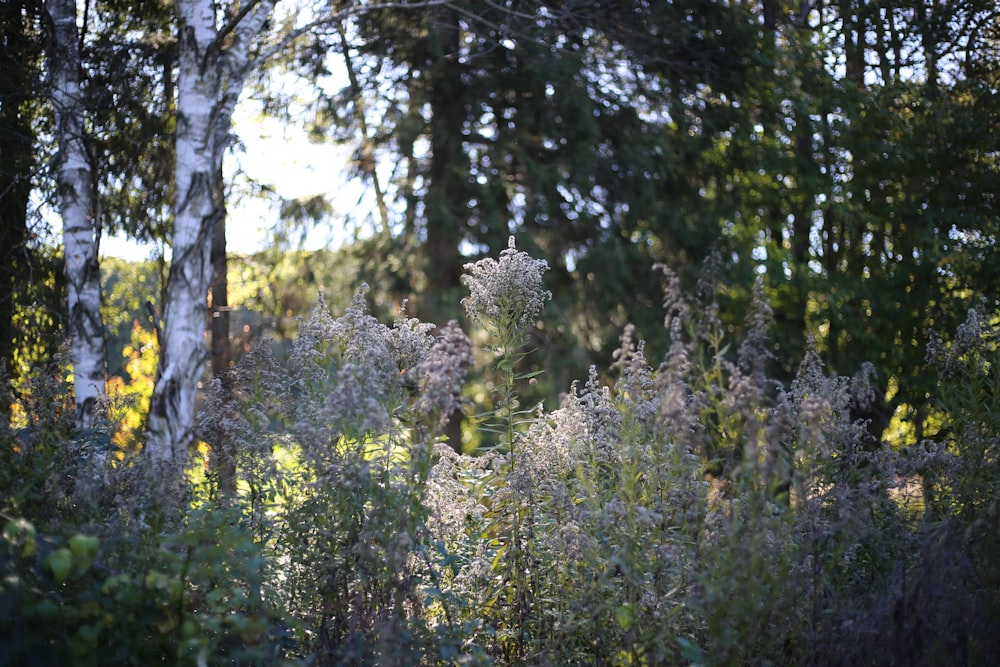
left=106, top=321, right=158, bottom=452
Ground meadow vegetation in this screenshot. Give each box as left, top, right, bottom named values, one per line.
left=2, top=240, right=998, bottom=666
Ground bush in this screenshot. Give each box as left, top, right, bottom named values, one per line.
left=1, top=505, right=292, bottom=666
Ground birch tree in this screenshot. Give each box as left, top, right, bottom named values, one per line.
left=144, top=0, right=277, bottom=475
left=47, top=0, right=107, bottom=429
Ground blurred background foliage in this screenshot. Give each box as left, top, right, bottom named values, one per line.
left=1, top=0, right=999, bottom=661
left=2, top=0, right=997, bottom=450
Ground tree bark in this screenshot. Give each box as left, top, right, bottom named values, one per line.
left=146, top=0, right=274, bottom=477
left=210, top=166, right=230, bottom=378
left=209, top=160, right=237, bottom=499
left=48, top=0, right=107, bottom=429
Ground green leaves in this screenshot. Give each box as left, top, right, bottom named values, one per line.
left=2, top=520, right=101, bottom=585
left=614, top=602, right=636, bottom=632
left=69, top=534, right=100, bottom=569
left=3, top=517, right=36, bottom=557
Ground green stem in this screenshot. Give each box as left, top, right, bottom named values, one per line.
left=499, top=325, right=532, bottom=657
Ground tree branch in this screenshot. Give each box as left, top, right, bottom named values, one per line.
left=248, top=0, right=452, bottom=71
left=211, top=0, right=266, bottom=54
left=336, top=21, right=391, bottom=235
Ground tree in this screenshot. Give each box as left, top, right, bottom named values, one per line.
left=5, top=0, right=178, bottom=431
left=145, top=0, right=456, bottom=476
left=0, top=0, right=46, bottom=421
left=47, top=0, right=107, bottom=429
left=320, top=0, right=761, bottom=361
left=145, top=0, right=276, bottom=477
left=44, top=0, right=181, bottom=431
left=722, top=0, right=1000, bottom=442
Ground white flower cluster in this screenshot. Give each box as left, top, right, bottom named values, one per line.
left=927, top=303, right=994, bottom=377
left=411, top=320, right=473, bottom=430
left=284, top=285, right=464, bottom=463
left=575, top=366, right=623, bottom=464
left=461, top=236, right=552, bottom=331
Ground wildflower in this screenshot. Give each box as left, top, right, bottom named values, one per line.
left=387, top=300, right=436, bottom=371
left=287, top=294, right=340, bottom=389
left=928, top=302, right=993, bottom=376
left=654, top=263, right=689, bottom=334
left=426, top=447, right=486, bottom=538
left=286, top=286, right=428, bottom=462
left=694, top=250, right=724, bottom=342
left=461, top=236, right=551, bottom=334
left=612, top=325, right=657, bottom=424
left=412, top=321, right=474, bottom=430
left=738, top=279, right=775, bottom=384
left=574, top=366, right=623, bottom=464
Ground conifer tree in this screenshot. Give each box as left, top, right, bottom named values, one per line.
left=0, top=0, right=46, bottom=420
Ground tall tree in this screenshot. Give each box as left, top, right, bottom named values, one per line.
left=7, top=0, right=178, bottom=430
left=421, top=6, right=470, bottom=329
left=725, top=0, right=1000, bottom=441
left=47, top=0, right=107, bottom=428
left=145, top=0, right=453, bottom=479
left=326, top=0, right=759, bottom=353
left=0, top=0, right=45, bottom=420
left=145, top=0, right=276, bottom=476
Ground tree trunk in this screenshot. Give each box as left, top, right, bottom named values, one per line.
left=840, top=0, right=865, bottom=87
left=48, top=0, right=107, bottom=429
left=210, top=166, right=231, bottom=378
left=424, top=9, right=469, bottom=451
left=423, top=8, right=467, bottom=325
left=209, top=160, right=237, bottom=499
left=146, top=0, right=273, bottom=480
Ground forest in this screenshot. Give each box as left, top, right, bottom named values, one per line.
left=1, top=0, right=999, bottom=665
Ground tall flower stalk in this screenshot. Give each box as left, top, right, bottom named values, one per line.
left=462, top=236, right=551, bottom=459
left=461, top=236, right=551, bottom=658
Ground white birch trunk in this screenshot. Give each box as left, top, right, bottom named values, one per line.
left=47, top=0, right=107, bottom=429
left=145, top=0, right=275, bottom=476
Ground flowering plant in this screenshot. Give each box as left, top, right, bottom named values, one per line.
left=462, top=236, right=552, bottom=353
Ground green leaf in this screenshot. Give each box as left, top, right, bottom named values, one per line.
left=77, top=623, right=101, bottom=644
left=615, top=603, right=635, bottom=632
left=46, top=547, right=73, bottom=584
left=70, top=534, right=100, bottom=561
left=676, top=636, right=705, bottom=666
left=101, top=573, right=132, bottom=594
left=35, top=599, right=59, bottom=619
left=489, top=541, right=508, bottom=571
left=3, top=518, right=37, bottom=557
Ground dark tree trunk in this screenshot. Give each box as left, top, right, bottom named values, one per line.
left=210, top=167, right=231, bottom=379
left=0, top=0, right=42, bottom=420
left=423, top=9, right=470, bottom=452
left=423, top=8, right=468, bottom=328
left=209, top=165, right=237, bottom=499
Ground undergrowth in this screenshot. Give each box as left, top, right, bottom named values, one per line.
left=2, top=239, right=998, bottom=666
